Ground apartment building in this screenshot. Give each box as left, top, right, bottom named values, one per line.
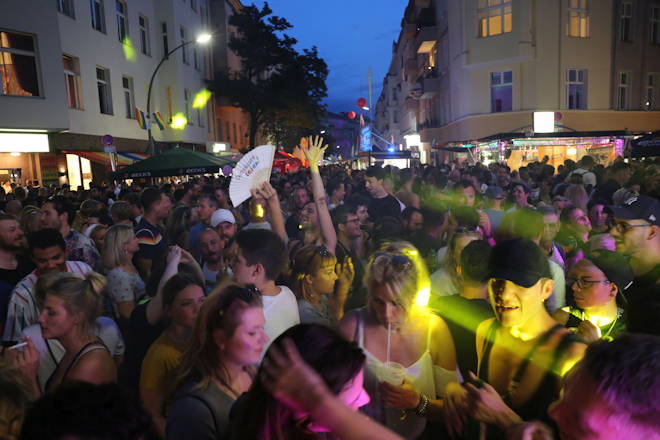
left=209, top=0, right=253, bottom=152
left=375, top=0, right=660, bottom=167
left=0, top=0, right=214, bottom=186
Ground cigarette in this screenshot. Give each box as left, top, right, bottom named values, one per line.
left=8, top=342, right=28, bottom=350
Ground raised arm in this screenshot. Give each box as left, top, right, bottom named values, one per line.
left=145, top=246, right=181, bottom=325
left=253, top=181, right=287, bottom=244
left=303, top=136, right=337, bottom=254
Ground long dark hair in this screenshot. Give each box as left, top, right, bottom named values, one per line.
left=230, top=324, right=365, bottom=440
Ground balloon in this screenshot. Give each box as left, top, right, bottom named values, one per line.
left=357, top=97, right=367, bottom=108
left=347, top=111, right=356, bottom=119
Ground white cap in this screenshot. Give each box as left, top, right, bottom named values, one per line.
left=211, top=209, right=236, bottom=227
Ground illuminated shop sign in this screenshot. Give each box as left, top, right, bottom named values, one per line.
left=0, top=133, right=50, bottom=152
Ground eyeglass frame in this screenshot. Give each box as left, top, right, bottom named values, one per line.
left=372, top=252, right=412, bottom=270
left=566, top=278, right=611, bottom=289
left=611, top=221, right=651, bottom=234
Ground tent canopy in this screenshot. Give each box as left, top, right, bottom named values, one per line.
left=113, top=147, right=238, bottom=179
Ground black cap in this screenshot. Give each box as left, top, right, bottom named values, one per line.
left=607, top=195, right=660, bottom=226
left=488, top=238, right=552, bottom=288
left=587, top=250, right=634, bottom=293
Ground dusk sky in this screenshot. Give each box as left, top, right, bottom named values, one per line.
left=252, top=0, right=405, bottom=114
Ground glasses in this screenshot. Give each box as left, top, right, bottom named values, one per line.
left=343, top=218, right=360, bottom=225
left=612, top=221, right=650, bottom=234
left=373, top=252, right=412, bottom=271
left=567, top=278, right=610, bottom=289
left=455, top=227, right=478, bottom=234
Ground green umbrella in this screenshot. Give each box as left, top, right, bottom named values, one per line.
left=113, top=147, right=238, bottom=179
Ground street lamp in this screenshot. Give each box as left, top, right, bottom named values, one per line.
left=146, top=32, right=213, bottom=155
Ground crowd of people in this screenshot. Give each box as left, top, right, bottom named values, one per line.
left=0, top=141, right=659, bottom=440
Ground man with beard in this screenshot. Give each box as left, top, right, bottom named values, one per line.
left=607, top=195, right=660, bottom=335
left=197, top=228, right=224, bottom=293
left=3, top=229, right=92, bottom=345
left=0, top=214, right=33, bottom=341
left=188, top=193, right=218, bottom=260
left=210, top=208, right=237, bottom=247
left=40, top=196, right=99, bottom=270
left=285, top=187, right=311, bottom=240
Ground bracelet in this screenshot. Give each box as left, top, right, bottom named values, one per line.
left=415, top=393, right=429, bottom=417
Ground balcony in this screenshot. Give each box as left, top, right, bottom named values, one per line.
left=416, top=70, right=440, bottom=99
left=416, top=26, right=437, bottom=54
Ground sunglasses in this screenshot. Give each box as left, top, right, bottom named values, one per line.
left=315, top=246, right=332, bottom=257
left=373, top=252, right=412, bottom=271
left=218, top=285, right=261, bottom=317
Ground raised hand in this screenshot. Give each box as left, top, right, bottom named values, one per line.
left=337, top=256, right=355, bottom=287
left=302, top=136, right=328, bottom=170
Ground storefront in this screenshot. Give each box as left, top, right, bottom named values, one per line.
left=0, top=131, right=51, bottom=185
left=436, top=131, right=630, bottom=170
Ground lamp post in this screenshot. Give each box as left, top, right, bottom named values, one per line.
left=146, top=32, right=212, bottom=155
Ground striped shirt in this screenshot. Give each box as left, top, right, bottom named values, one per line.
left=2, top=261, right=92, bottom=343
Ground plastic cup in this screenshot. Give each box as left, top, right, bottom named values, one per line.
left=381, top=361, right=405, bottom=385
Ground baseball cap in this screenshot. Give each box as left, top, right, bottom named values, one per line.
left=485, top=186, right=505, bottom=199
left=488, top=238, right=552, bottom=288
left=211, top=209, right=236, bottom=228
left=587, top=250, right=634, bottom=293
left=606, top=195, right=659, bottom=226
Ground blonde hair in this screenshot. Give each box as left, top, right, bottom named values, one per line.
left=101, top=224, right=134, bottom=270
left=35, top=272, right=107, bottom=335
left=365, top=241, right=428, bottom=313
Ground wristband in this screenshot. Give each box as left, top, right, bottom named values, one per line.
left=415, top=394, right=429, bottom=417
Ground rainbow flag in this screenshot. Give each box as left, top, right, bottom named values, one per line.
left=153, top=112, right=165, bottom=131
left=135, top=108, right=146, bottom=129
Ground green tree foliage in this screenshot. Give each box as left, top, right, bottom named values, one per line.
left=210, top=3, right=328, bottom=151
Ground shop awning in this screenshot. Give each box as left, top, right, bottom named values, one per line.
left=62, top=150, right=148, bottom=166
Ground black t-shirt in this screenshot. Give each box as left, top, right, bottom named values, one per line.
left=368, top=194, right=401, bottom=221
left=335, top=241, right=366, bottom=312
left=431, top=295, right=494, bottom=379
left=625, top=264, right=660, bottom=336
left=118, top=300, right=165, bottom=395
left=134, top=218, right=168, bottom=296
left=0, top=255, right=35, bottom=340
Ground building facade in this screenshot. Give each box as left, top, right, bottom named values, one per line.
left=374, top=0, right=660, bottom=167
left=0, top=0, right=215, bottom=186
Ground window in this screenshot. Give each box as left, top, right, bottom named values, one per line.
left=620, top=1, right=632, bottom=42
left=184, top=88, right=191, bottom=123
left=139, top=15, right=150, bottom=56
left=193, top=42, right=199, bottom=70
left=196, top=106, right=203, bottom=127
left=63, top=55, right=82, bottom=109
left=96, top=67, right=112, bottom=114
left=566, top=69, right=587, bottom=109
left=161, top=22, right=169, bottom=57
left=567, top=0, right=589, bottom=38
left=191, top=0, right=197, bottom=11
left=478, top=0, right=512, bottom=37
left=116, top=0, right=128, bottom=43
left=652, top=6, right=660, bottom=44
left=57, top=0, right=75, bottom=18
left=122, top=76, right=134, bottom=118
left=490, top=70, right=512, bottom=112
left=646, top=73, right=658, bottom=109
left=618, top=71, right=630, bottom=110
left=225, top=121, right=230, bottom=141
left=180, top=27, right=188, bottom=64
left=90, top=0, right=106, bottom=33
left=0, top=31, right=41, bottom=97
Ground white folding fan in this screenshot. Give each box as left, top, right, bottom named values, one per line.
left=229, top=144, right=276, bottom=207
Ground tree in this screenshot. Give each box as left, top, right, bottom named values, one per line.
left=210, top=3, right=328, bottom=150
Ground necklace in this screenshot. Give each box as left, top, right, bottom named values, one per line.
left=580, top=308, right=622, bottom=340
left=215, top=375, right=240, bottom=399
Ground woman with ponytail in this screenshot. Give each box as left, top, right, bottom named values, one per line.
left=11, top=272, right=117, bottom=397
